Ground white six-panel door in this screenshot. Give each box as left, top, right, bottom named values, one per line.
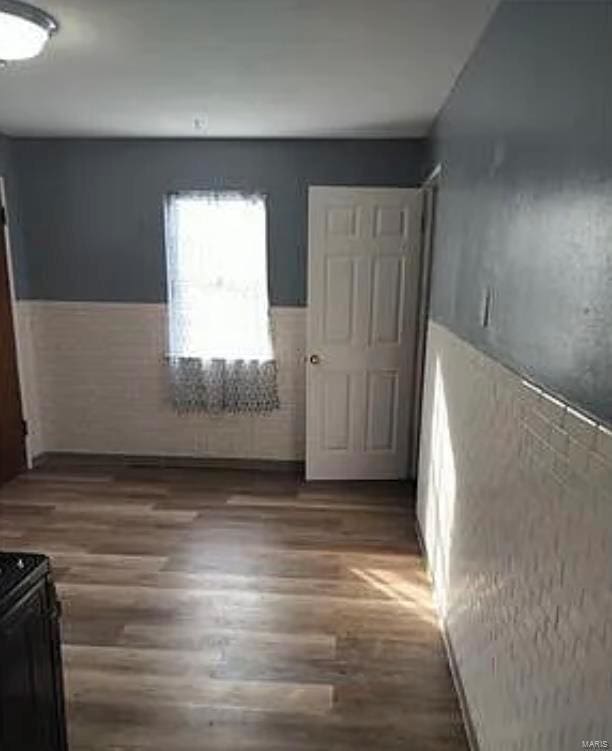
left=306, top=187, right=423, bottom=480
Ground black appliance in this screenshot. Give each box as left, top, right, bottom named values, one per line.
left=0, top=552, right=68, bottom=750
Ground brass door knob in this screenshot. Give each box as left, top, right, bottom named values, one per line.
left=309, top=354, right=321, bottom=365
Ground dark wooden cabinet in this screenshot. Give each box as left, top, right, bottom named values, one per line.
left=0, top=554, right=68, bottom=751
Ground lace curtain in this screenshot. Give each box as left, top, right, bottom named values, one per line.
left=165, top=191, right=279, bottom=414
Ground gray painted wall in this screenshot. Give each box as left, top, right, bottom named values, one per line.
left=430, top=0, right=612, bottom=423
left=0, top=135, right=26, bottom=285
left=12, top=138, right=426, bottom=306
left=0, top=135, right=9, bottom=173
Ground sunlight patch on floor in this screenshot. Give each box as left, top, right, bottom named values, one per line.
left=350, top=567, right=440, bottom=628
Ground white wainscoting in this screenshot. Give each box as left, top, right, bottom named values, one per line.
left=418, top=321, right=612, bottom=751
left=17, top=302, right=306, bottom=461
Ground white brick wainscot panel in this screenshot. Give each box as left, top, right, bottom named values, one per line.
left=20, top=302, right=306, bottom=461
left=417, top=321, right=612, bottom=751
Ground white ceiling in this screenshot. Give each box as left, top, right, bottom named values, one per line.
left=0, top=0, right=500, bottom=138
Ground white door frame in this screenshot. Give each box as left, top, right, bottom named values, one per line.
left=409, top=165, right=441, bottom=478
left=0, top=176, right=34, bottom=468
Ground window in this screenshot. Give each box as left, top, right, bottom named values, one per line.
left=165, top=191, right=273, bottom=362
left=164, top=191, right=278, bottom=414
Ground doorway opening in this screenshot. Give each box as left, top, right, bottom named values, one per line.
left=0, top=177, right=28, bottom=483
left=305, top=174, right=440, bottom=482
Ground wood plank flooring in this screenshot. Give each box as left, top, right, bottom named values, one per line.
left=0, top=464, right=468, bottom=750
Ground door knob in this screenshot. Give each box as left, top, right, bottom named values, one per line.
left=309, top=354, right=321, bottom=365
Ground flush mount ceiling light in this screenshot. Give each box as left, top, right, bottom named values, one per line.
left=0, top=0, right=58, bottom=63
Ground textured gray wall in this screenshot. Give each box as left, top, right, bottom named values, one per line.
left=430, top=1, right=612, bottom=423
left=12, top=138, right=427, bottom=306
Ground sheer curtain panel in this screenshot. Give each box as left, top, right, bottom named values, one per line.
left=165, top=192, right=279, bottom=414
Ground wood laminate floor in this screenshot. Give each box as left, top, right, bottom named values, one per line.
left=0, top=463, right=468, bottom=750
